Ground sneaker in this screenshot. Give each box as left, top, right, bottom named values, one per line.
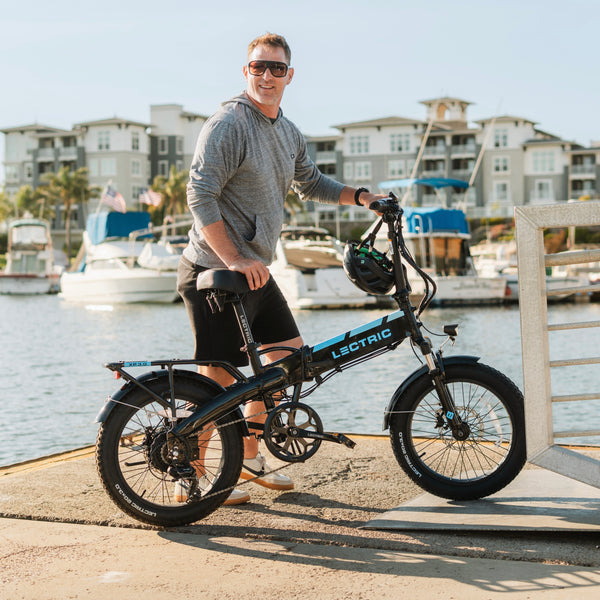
left=239, top=453, right=294, bottom=490
left=174, top=479, right=250, bottom=505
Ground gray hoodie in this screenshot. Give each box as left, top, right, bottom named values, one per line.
left=183, top=93, right=344, bottom=268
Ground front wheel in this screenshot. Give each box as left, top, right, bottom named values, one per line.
left=96, top=374, right=244, bottom=527
left=389, top=362, right=526, bottom=500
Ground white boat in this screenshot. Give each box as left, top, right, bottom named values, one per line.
left=471, top=240, right=590, bottom=302
left=59, top=212, right=180, bottom=304
left=0, top=218, right=61, bottom=295
left=374, top=178, right=508, bottom=306
left=269, top=226, right=382, bottom=309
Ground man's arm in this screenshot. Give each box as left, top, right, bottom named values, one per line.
left=201, top=220, right=270, bottom=290
left=339, top=186, right=387, bottom=208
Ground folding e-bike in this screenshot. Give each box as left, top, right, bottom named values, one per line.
left=95, top=195, right=526, bottom=527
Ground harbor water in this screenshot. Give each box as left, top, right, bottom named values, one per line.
left=1, top=294, right=599, bottom=467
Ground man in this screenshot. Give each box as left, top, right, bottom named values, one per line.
left=178, top=33, right=383, bottom=505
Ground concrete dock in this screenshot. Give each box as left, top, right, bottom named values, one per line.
left=1, top=435, right=600, bottom=599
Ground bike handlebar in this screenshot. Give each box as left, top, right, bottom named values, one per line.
left=368, top=193, right=401, bottom=215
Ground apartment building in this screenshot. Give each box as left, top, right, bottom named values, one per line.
left=307, top=97, right=599, bottom=219
left=148, top=104, right=207, bottom=181
left=2, top=97, right=599, bottom=231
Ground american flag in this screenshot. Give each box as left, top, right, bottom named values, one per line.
left=101, top=185, right=126, bottom=213
left=139, top=188, right=162, bottom=207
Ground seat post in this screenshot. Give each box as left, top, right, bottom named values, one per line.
left=231, top=298, right=264, bottom=374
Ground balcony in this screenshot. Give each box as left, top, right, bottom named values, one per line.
left=451, top=144, right=476, bottom=156
left=59, top=147, right=78, bottom=160
left=570, top=164, right=596, bottom=177
left=423, top=145, right=446, bottom=156
left=315, top=151, right=336, bottom=164
left=570, top=188, right=596, bottom=199
left=37, top=148, right=56, bottom=161
left=421, top=169, right=446, bottom=178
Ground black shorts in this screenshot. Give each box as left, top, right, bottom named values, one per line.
left=177, top=256, right=300, bottom=367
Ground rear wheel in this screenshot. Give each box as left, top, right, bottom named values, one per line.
left=389, top=362, right=526, bottom=500
left=96, top=375, right=244, bottom=526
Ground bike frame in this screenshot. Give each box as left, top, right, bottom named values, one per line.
left=100, top=196, right=465, bottom=440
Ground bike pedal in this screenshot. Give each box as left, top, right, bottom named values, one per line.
left=330, top=432, right=356, bottom=449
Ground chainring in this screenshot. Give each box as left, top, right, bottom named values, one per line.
left=263, top=402, right=323, bottom=463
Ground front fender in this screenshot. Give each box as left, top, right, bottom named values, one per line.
left=95, top=370, right=248, bottom=435
left=382, top=355, right=480, bottom=430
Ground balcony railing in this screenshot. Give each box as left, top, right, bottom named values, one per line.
left=451, top=144, right=476, bottom=155
left=37, top=148, right=56, bottom=161
left=315, top=151, right=336, bottom=164
left=571, top=164, right=596, bottom=175
left=421, top=169, right=446, bottom=178
left=59, top=147, right=78, bottom=160
left=422, top=146, right=446, bottom=156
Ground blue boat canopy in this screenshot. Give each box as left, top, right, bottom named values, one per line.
left=86, top=212, right=152, bottom=245
left=379, top=177, right=469, bottom=191
left=402, top=206, right=469, bottom=235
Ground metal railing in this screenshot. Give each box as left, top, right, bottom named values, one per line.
left=515, top=201, right=600, bottom=488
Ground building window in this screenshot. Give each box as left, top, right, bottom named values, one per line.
left=354, top=161, right=371, bottom=181
left=98, top=131, right=111, bottom=151
left=175, top=160, right=183, bottom=172
left=387, top=160, right=405, bottom=178
left=349, top=135, right=369, bottom=154
left=494, top=181, right=510, bottom=203
left=5, top=165, right=18, bottom=182
left=158, top=137, right=168, bottom=154
left=88, top=159, right=98, bottom=177
left=343, top=163, right=354, bottom=180
left=176, top=137, right=184, bottom=154
left=24, top=163, right=33, bottom=180
left=390, top=133, right=410, bottom=153
left=533, top=179, right=553, bottom=201
left=100, top=158, right=116, bottom=176
left=132, top=185, right=143, bottom=202
left=132, top=131, right=140, bottom=151
left=494, top=128, right=508, bottom=148
left=158, top=160, right=169, bottom=177
left=131, top=159, right=141, bottom=176
left=532, top=151, right=555, bottom=173
left=493, top=157, right=510, bottom=172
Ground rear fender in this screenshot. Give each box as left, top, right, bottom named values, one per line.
left=382, top=355, right=480, bottom=430
left=95, top=369, right=249, bottom=436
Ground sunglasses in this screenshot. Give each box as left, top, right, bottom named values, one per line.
left=247, top=60, right=289, bottom=78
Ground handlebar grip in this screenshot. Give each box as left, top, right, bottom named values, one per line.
left=368, top=197, right=399, bottom=213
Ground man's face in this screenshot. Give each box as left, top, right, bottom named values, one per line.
left=243, top=44, right=293, bottom=118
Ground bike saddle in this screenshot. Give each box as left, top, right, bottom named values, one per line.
left=196, top=269, right=250, bottom=294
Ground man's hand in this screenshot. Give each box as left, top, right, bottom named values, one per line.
left=228, top=257, right=270, bottom=290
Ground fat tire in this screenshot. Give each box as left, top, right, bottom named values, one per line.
left=96, top=374, right=244, bottom=527
left=389, top=362, right=526, bottom=500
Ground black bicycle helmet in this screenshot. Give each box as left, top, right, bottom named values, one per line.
left=343, top=240, right=395, bottom=295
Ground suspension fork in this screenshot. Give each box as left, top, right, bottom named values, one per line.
left=424, top=352, right=470, bottom=440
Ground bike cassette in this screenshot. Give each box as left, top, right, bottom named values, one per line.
left=264, top=402, right=357, bottom=463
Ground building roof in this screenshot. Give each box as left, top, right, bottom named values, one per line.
left=0, top=123, right=65, bottom=135
left=332, top=116, right=424, bottom=130
left=474, top=114, right=537, bottom=126
left=73, top=116, right=151, bottom=129
left=419, top=96, right=472, bottom=107
left=305, top=134, right=342, bottom=142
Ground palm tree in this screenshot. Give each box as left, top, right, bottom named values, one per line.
left=12, top=185, right=55, bottom=220
left=42, top=166, right=99, bottom=264
left=0, top=187, right=14, bottom=222
left=284, top=189, right=303, bottom=225
left=151, top=165, right=189, bottom=231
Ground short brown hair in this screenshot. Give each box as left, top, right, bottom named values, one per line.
left=247, top=33, right=291, bottom=64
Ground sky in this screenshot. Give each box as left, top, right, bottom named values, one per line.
left=1, top=0, right=599, bottom=183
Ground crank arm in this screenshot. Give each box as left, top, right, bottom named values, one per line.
left=288, top=428, right=356, bottom=449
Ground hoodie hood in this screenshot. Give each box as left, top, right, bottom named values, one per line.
left=221, top=92, right=282, bottom=122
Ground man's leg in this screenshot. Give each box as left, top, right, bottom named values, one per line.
left=241, top=335, right=303, bottom=458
